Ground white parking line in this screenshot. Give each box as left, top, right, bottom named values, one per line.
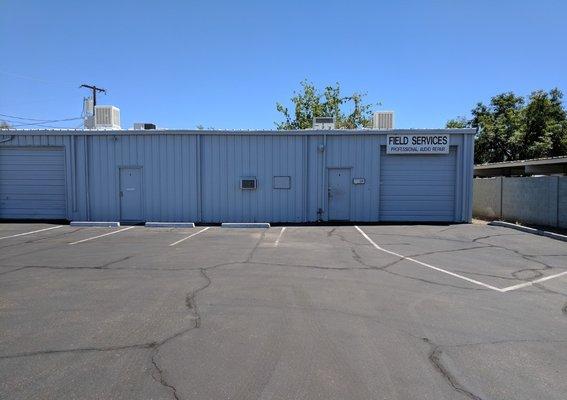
left=169, top=227, right=210, bottom=247
left=274, top=227, right=286, bottom=246
left=69, top=226, right=136, bottom=245
left=355, top=226, right=567, bottom=293
left=355, top=226, right=505, bottom=292
left=500, top=271, right=567, bottom=292
left=0, top=225, right=63, bottom=240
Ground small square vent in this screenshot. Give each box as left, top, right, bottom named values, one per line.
left=240, top=177, right=257, bottom=190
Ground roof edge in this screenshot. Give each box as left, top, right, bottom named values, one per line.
left=1, top=128, right=477, bottom=136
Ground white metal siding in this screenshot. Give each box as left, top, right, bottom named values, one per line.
left=0, top=130, right=475, bottom=223
left=380, top=146, right=457, bottom=221
left=0, top=147, right=66, bottom=219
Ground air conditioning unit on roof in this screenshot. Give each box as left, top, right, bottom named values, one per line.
left=373, top=111, right=394, bottom=130
left=94, top=106, right=121, bottom=129
left=312, top=117, right=335, bottom=130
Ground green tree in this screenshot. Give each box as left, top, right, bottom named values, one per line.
left=521, top=89, right=567, bottom=158
left=276, top=80, right=375, bottom=130
left=445, top=117, right=470, bottom=129
left=447, top=89, right=567, bottom=164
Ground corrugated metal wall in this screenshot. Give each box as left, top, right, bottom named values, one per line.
left=0, top=130, right=475, bottom=223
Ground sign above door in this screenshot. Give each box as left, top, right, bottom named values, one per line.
left=386, top=134, right=449, bottom=154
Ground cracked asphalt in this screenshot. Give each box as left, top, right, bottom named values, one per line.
left=0, top=222, right=566, bottom=400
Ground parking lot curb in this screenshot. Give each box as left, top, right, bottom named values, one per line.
left=489, top=220, right=567, bottom=242
left=221, top=223, right=271, bottom=228
left=145, top=222, right=196, bottom=228
left=70, top=221, right=121, bottom=227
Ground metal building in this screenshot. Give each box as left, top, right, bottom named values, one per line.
left=0, top=129, right=475, bottom=223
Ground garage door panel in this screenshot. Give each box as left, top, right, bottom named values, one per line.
left=0, top=147, right=67, bottom=219
left=380, top=147, right=457, bottom=221
left=0, top=164, right=65, bottom=171
left=2, top=170, right=66, bottom=179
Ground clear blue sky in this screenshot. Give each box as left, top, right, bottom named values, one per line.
left=1, top=0, right=566, bottom=129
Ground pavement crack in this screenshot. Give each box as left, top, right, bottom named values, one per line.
left=471, top=233, right=521, bottom=242
left=247, top=261, right=364, bottom=271
left=150, top=352, right=181, bottom=400
left=407, top=245, right=493, bottom=258
left=0, top=341, right=157, bottom=360
left=97, top=255, right=133, bottom=269
left=245, top=230, right=267, bottom=263
left=424, top=338, right=484, bottom=400
left=148, top=266, right=214, bottom=399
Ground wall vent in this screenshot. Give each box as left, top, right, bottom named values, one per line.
left=240, top=177, right=257, bottom=190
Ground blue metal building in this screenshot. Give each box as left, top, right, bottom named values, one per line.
left=0, top=129, right=475, bottom=223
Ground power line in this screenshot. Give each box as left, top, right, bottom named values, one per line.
left=0, top=112, right=62, bottom=121
left=5, top=117, right=83, bottom=127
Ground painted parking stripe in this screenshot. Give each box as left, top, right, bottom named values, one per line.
left=500, top=271, right=567, bottom=292
left=169, top=227, right=210, bottom=247
left=355, top=226, right=567, bottom=293
left=274, top=227, right=286, bottom=246
left=0, top=225, right=63, bottom=241
left=69, top=226, right=136, bottom=245
left=355, top=226, right=506, bottom=292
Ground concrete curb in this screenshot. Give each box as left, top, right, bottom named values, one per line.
left=221, top=222, right=271, bottom=228
left=70, top=221, right=121, bottom=227
left=145, top=222, right=196, bottom=228
left=489, top=220, right=567, bottom=242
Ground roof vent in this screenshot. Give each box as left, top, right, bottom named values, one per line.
left=312, top=117, right=335, bottom=130
left=133, top=123, right=156, bottom=130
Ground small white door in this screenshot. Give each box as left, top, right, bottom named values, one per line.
left=119, top=167, right=142, bottom=221
left=328, top=168, right=351, bottom=221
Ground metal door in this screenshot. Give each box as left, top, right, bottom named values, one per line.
left=328, top=168, right=351, bottom=221
left=379, top=147, right=457, bottom=221
left=119, top=167, right=142, bottom=221
left=0, top=147, right=67, bottom=219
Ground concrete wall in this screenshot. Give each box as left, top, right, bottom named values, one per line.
left=473, top=178, right=502, bottom=219
left=474, top=176, right=567, bottom=229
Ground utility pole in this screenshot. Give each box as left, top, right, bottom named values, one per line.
left=80, top=84, right=106, bottom=108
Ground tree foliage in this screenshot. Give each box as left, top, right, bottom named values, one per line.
left=447, top=89, right=567, bottom=163
left=276, top=80, right=375, bottom=130
left=0, top=120, right=11, bottom=130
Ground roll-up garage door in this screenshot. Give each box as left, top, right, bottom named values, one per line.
left=379, top=146, right=457, bottom=221
left=0, top=147, right=67, bottom=219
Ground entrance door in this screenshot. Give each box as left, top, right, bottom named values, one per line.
left=328, top=168, right=351, bottom=221
left=119, top=167, right=142, bottom=221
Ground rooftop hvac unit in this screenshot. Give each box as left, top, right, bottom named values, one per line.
left=94, top=106, right=121, bottom=129
left=133, top=123, right=156, bottom=130
left=312, top=117, right=335, bottom=130
left=373, top=111, right=394, bottom=130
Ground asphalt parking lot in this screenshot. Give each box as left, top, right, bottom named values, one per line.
left=1, top=222, right=566, bottom=400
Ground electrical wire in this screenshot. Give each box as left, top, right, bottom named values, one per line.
left=0, top=112, right=64, bottom=121
left=4, top=117, right=83, bottom=127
